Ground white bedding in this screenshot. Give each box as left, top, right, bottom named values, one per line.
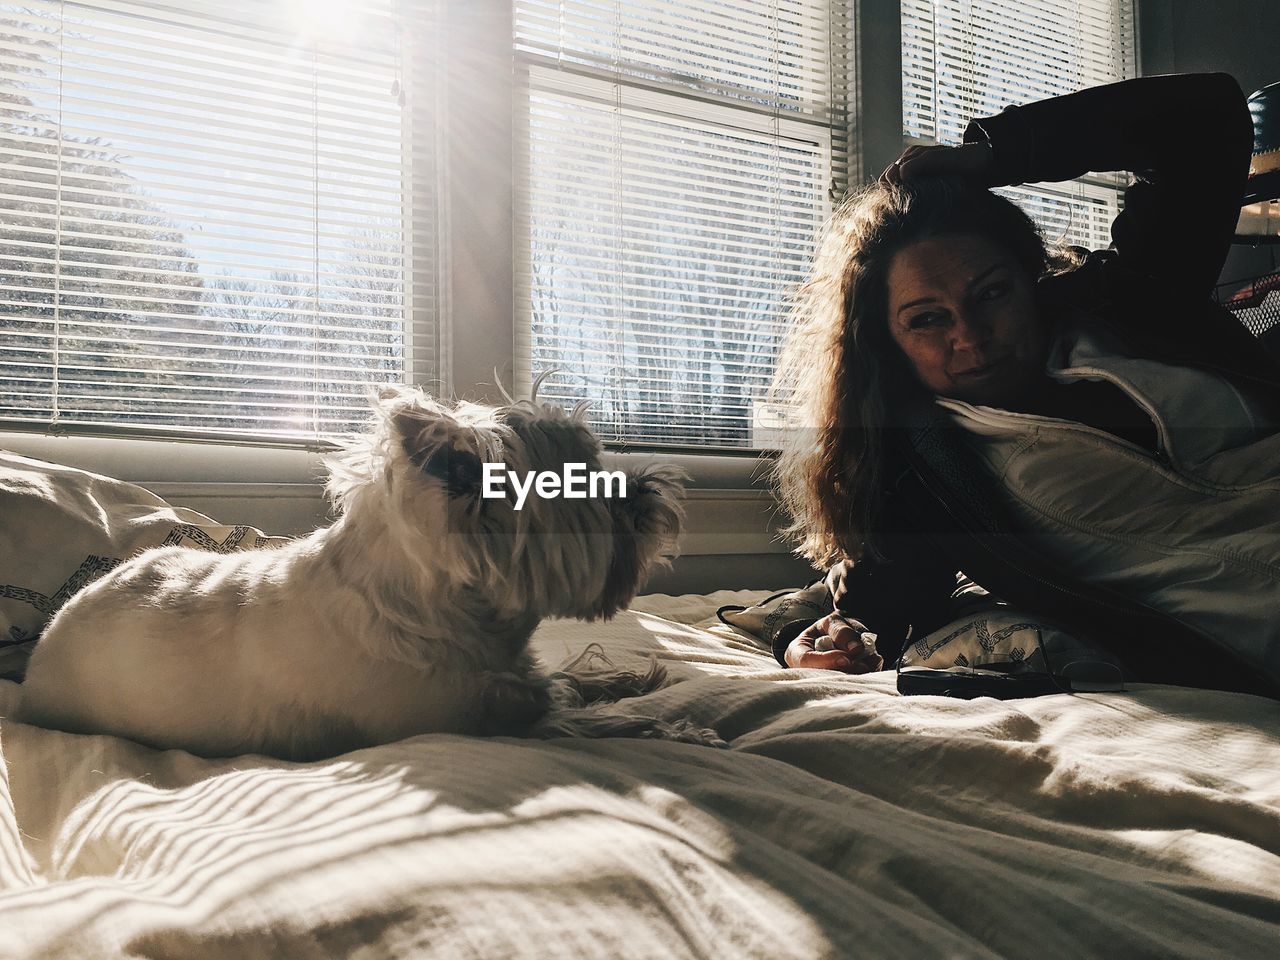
left=1, top=451, right=1278, bottom=958
left=2, top=592, right=1279, bottom=959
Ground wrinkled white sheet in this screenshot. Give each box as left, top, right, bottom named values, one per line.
left=1, top=593, right=1278, bottom=959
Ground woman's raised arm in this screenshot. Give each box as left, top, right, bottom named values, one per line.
left=961, top=72, right=1253, bottom=301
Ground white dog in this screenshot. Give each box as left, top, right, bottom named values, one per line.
left=15, top=385, right=713, bottom=760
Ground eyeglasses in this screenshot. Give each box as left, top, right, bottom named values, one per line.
left=896, top=641, right=1126, bottom=700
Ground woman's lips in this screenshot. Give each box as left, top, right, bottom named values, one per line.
left=956, top=357, right=1010, bottom=379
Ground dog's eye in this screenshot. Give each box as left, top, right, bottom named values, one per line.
left=410, top=445, right=484, bottom=498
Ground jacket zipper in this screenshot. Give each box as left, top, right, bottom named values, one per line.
left=1054, top=305, right=1280, bottom=459
left=1049, top=364, right=1174, bottom=463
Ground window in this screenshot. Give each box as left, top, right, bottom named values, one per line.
left=901, top=0, right=1136, bottom=249
left=514, top=0, right=853, bottom=450
left=2, top=1, right=1138, bottom=453
left=0, top=0, right=437, bottom=443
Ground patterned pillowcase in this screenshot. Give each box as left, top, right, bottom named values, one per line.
left=900, top=604, right=1125, bottom=681
left=902, top=610, right=1053, bottom=672
left=715, top=581, right=832, bottom=649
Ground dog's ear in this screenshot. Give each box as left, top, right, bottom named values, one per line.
left=387, top=400, right=486, bottom=498
left=597, top=465, right=686, bottom=618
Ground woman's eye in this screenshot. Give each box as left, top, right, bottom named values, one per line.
left=978, top=282, right=1009, bottom=301
left=909, top=313, right=945, bottom=329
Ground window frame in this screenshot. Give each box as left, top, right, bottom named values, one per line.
left=512, top=56, right=840, bottom=452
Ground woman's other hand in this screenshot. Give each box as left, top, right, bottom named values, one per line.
left=879, top=141, right=994, bottom=186
left=784, top=613, right=885, bottom=673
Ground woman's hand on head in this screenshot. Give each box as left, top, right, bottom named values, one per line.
left=879, top=141, right=994, bottom=186
left=784, top=613, right=885, bottom=673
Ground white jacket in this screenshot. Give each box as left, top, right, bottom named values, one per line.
left=938, top=311, right=1280, bottom=684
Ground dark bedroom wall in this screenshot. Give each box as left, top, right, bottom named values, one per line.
left=1139, top=0, right=1280, bottom=94
left=1139, top=0, right=1280, bottom=287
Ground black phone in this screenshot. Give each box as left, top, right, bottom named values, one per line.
left=896, top=666, right=1062, bottom=700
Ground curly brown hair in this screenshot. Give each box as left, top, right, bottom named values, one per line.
left=769, top=176, right=1081, bottom=567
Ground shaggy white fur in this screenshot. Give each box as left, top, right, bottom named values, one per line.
left=15, top=385, right=717, bottom=760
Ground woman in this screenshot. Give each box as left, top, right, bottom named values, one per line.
left=769, top=71, right=1280, bottom=697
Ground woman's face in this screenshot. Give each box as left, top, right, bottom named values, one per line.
left=883, top=233, right=1049, bottom=406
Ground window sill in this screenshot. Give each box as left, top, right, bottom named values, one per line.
left=0, top=431, right=794, bottom=556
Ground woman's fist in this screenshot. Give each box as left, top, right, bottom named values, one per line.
left=879, top=141, right=994, bottom=186
left=784, top=613, right=884, bottom=673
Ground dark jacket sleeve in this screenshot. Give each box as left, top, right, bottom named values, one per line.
left=962, top=72, right=1253, bottom=303
left=771, top=477, right=960, bottom=669
left=769, top=551, right=957, bottom=668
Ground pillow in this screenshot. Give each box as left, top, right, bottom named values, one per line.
left=715, top=580, right=832, bottom=650
left=0, top=450, right=287, bottom=680
left=899, top=601, right=1127, bottom=688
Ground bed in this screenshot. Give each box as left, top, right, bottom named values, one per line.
left=1, top=454, right=1279, bottom=958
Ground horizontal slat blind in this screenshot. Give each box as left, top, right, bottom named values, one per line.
left=901, top=0, right=1135, bottom=251
left=0, top=0, right=433, bottom=443
left=514, top=1, right=851, bottom=450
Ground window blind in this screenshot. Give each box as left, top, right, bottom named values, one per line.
left=514, top=0, right=852, bottom=450
left=901, top=0, right=1136, bottom=251
left=0, top=0, right=436, bottom=443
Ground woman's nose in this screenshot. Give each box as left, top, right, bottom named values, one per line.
left=950, top=312, right=991, bottom=351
